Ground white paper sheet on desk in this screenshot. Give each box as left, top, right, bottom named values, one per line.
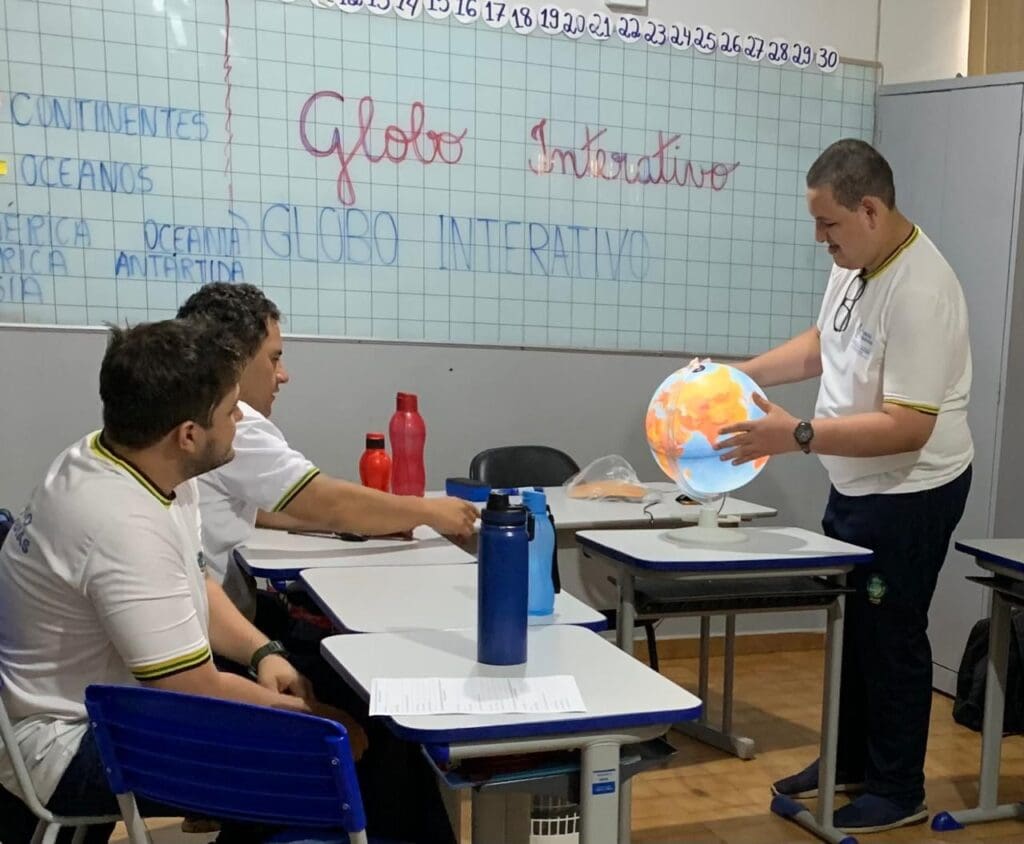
left=369, top=676, right=586, bottom=716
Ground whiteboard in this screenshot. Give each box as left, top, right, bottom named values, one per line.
left=0, top=0, right=877, bottom=355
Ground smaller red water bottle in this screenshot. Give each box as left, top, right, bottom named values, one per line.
left=359, top=433, right=392, bottom=492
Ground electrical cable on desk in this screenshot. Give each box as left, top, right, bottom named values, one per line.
left=642, top=499, right=658, bottom=524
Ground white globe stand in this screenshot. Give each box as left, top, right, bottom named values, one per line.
left=664, top=499, right=748, bottom=545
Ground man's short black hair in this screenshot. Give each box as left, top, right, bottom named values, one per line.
left=100, top=319, right=241, bottom=448
left=177, top=283, right=281, bottom=360
left=806, top=138, right=896, bottom=210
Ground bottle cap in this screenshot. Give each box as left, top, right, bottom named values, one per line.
left=445, top=476, right=490, bottom=502
left=521, top=488, right=547, bottom=515
left=396, top=391, right=419, bottom=412
left=481, top=492, right=527, bottom=527
left=365, top=433, right=386, bottom=449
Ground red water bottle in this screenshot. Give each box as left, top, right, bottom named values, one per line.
left=359, top=433, right=391, bottom=492
left=389, top=392, right=426, bottom=496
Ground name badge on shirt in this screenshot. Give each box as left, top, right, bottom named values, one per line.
left=852, top=324, right=874, bottom=358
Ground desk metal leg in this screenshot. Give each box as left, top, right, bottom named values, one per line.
left=932, top=589, right=1024, bottom=830
left=580, top=740, right=622, bottom=844
left=771, top=591, right=849, bottom=844
left=673, top=614, right=757, bottom=759
left=722, top=614, right=736, bottom=735
left=698, top=615, right=711, bottom=715
left=616, top=572, right=636, bottom=653
left=817, top=593, right=843, bottom=829
left=471, top=790, right=531, bottom=844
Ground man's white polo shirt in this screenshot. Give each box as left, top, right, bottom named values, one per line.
left=0, top=433, right=211, bottom=804
left=815, top=226, right=973, bottom=496
left=197, top=401, right=319, bottom=618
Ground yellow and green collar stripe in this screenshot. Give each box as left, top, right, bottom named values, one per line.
left=90, top=432, right=174, bottom=507
left=864, top=226, right=919, bottom=281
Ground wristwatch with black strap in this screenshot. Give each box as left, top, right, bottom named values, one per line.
left=249, top=639, right=288, bottom=679
left=793, top=420, right=815, bottom=454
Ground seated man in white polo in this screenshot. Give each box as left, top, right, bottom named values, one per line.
left=0, top=320, right=363, bottom=844
left=177, top=282, right=477, bottom=625
left=178, top=283, right=468, bottom=844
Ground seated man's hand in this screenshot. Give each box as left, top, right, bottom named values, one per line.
left=426, top=497, right=478, bottom=539
left=257, top=653, right=314, bottom=701
left=309, top=701, right=369, bottom=760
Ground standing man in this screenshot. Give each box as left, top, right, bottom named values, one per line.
left=718, top=139, right=973, bottom=834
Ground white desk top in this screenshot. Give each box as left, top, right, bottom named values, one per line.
left=577, top=526, right=872, bottom=573
left=956, top=538, right=1024, bottom=575
left=242, top=525, right=448, bottom=558
left=431, top=482, right=777, bottom=530
left=321, top=625, right=701, bottom=744
left=544, top=483, right=777, bottom=529
left=300, top=564, right=607, bottom=633
left=236, top=526, right=475, bottom=579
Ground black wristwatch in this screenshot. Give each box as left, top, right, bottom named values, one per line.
left=793, top=420, right=815, bottom=454
left=249, top=640, right=288, bottom=678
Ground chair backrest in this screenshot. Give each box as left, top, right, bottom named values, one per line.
left=0, top=675, right=55, bottom=821
left=84, top=684, right=366, bottom=835
left=0, top=506, right=64, bottom=818
left=1, top=551, right=120, bottom=832
left=469, top=446, right=580, bottom=489
left=469, top=446, right=579, bottom=594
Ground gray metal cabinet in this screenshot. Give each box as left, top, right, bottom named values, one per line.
left=877, top=76, right=1024, bottom=693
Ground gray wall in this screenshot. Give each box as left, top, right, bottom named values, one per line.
left=0, top=325, right=831, bottom=636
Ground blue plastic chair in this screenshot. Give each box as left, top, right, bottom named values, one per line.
left=84, top=684, right=373, bottom=844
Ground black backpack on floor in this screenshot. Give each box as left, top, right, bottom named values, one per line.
left=953, top=606, right=1024, bottom=734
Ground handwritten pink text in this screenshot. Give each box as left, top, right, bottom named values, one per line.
left=528, top=118, right=739, bottom=191
left=299, top=91, right=468, bottom=207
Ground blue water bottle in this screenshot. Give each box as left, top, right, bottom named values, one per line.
left=522, top=489, right=555, bottom=616
left=477, top=492, right=531, bottom=665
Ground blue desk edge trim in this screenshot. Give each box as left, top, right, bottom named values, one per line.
left=955, top=541, right=1024, bottom=572
left=234, top=549, right=302, bottom=581
left=321, top=645, right=700, bottom=744
left=577, top=534, right=873, bottom=572
left=381, top=704, right=701, bottom=745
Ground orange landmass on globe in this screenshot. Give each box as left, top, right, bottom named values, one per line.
left=645, top=366, right=769, bottom=478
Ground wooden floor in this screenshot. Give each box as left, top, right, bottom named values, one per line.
left=110, top=647, right=1024, bottom=843
left=631, top=648, right=1024, bottom=842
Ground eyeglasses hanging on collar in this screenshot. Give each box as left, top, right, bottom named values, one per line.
left=833, top=273, right=867, bottom=332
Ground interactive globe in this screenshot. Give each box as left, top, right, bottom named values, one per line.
left=645, top=361, right=770, bottom=501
